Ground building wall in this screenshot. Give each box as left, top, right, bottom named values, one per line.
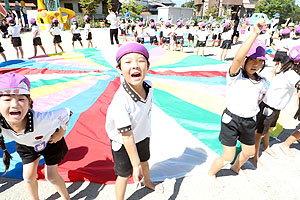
left=158, top=7, right=193, bottom=24
left=59, top=0, right=103, bottom=16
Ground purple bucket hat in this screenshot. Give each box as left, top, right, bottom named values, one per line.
left=0, top=73, right=30, bottom=95
left=165, top=21, right=170, bottom=27
left=281, top=28, right=291, bottom=35
left=295, top=26, right=300, bottom=34
left=52, top=18, right=59, bottom=23
left=138, top=22, right=143, bottom=26
left=289, top=46, right=300, bottom=63
left=247, top=40, right=267, bottom=60
left=177, top=21, right=183, bottom=26
left=29, top=18, right=36, bottom=24
left=7, top=17, right=14, bottom=23
left=84, top=15, right=90, bottom=22
left=116, top=42, right=149, bottom=62
left=200, top=22, right=206, bottom=27
left=224, top=22, right=231, bottom=27
left=71, top=17, right=77, bottom=22
left=261, top=26, right=267, bottom=31
left=150, top=22, right=155, bottom=28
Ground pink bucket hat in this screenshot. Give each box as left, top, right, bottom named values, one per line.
left=295, top=26, right=300, bottom=34
left=247, top=40, right=267, bottom=60
left=52, top=18, right=59, bottom=23
left=7, top=17, right=14, bottom=23
left=289, top=45, right=300, bottom=63
left=200, top=22, right=206, bottom=27
left=116, top=42, right=149, bottom=62
left=150, top=22, right=155, bottom=28
left=138, top=22, right=143, bottom=26
left=84, top=15, right=90, bottom=22
left=224, top=22, right=231, bottom=27
left=165, top=21, right=170, bottom=27
left=71, top=17, right=77, bottom=22
left=281, top=28, right=291, bottom=35
left=29, top=18, right=36, bottom=24
left=0, top=73, right=30, bottom=95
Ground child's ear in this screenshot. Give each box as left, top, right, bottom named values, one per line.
left=147, top=62, right=150, bottom=70
left=116, top=65, right=123, bottom=75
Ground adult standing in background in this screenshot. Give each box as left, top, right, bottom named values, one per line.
left=106, top=7, right=119, bottom=45
left=20, top=1, right=28, bottom=28
left=14, top=1, right=22, bottom=26
left=270, top=13, right=280, bottom=45
left=232, top=8, right=240, bottom=44
left=125, top=8, right=130, bottom=19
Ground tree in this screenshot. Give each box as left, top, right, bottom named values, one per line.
left=255, top=0, right=299, bottom=23
left=181, top=0, right=196, bottom=9
left=79, top=0, right=102, bottom=15
left=119, top=0, right=145, bottom=19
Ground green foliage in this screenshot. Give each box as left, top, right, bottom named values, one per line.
left=181, top=0, right=196, bottom=9
left=255, top=0, right=300, bottom=23
left=79, top=0, right=102, bottom=14
left=119, top=0, right=145, bottom=19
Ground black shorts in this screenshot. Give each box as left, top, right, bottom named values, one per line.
left=131, top=25, right=136, bottom=32
left=162, top=37, right=170, bottom=44
left=176, top=36, right=184, bottom=44
left=256, top=101, right=281, bottom=134
left=16, top=137, right=68, bottom=165
left=111, top=137, right=150, bottom=177
left=196, top=40, right=206, bottom=47
left=188, top=33, right=194, bottom=41
left=219, top=109, right=256, bottom=146
left=273, top=51, right=289, bottom=64
left=33, top=37, right=42, bottom=46
left=220, top=40, right=231, bottom=49
left=72, top=33, right=82, bottom=41
left=87, top=32, right=92, bottom=40
left=212, top=34, right=218, bottom=40
left=160, top=31, right=163, bottom=38
left=12, top=37, right=22, bottom=47
left=150, top=36, right=157, bottom=44
left=0, top=42, right=4, bottom=53
left=121, top=29, right=126, bottom=35
left=136, top=37, right=144, bottom=44
left=53, top=35, right=62, bottom=43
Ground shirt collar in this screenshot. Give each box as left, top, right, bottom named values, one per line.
left=0, top=110, right=34, bottom=133
left=122, top=81, right=151, bottom=102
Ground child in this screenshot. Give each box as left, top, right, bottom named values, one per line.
left=49, top=18, right=64, bottom=53
left=211, top=22, right=222, bottom=47
left=7, top=17, right=24, bottom=59
left=70, top=17, right=83, bottom=50
left=253, top=46, right=300, bottom=163
left=146, top=22, right=158, bottom=45
left=162, top=21, right=172, bottom=50
left=120, top=18, right=127, bottom=42
left=271, top=28, right=291, bottom=77
left=105, top=42, right=163, bottom=200
left=208, top=18, right=267, bottom=180
left=0, top=72, right=71, bottom=200
left=135, top=22, right=145, bottom=44
left=0, top=42, right=6, bottom=61
left=195, top=22, right=209, bottom=56
left=29, top=18, right=46, bottom=57
left=219, top=22, right=233, bottom=61
left=187, top=20, right=196, bottom=48
left=84, top=15, right=93, bottom=48
left=174, top=21, right=184, bottom=52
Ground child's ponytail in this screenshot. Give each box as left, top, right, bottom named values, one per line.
left=0, top=135, right=12, bottom=175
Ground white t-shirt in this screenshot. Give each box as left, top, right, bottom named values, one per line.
left=71, top=24, right=80, bottom=34
left=213, top=27, right=222, bottom=35
left=136, top=27, right=144, bottom=38
left=105, top=80, right=153, bottom=151
left=31, top=25, right=40, bottom=37
left=264, top=70, right=300, bottom=110
left=175, top=27, right=184, bottom=36
left=85, top=23, right=91, bottom=33
left=287, top=38, right=300, bottom=52
left=257, top=33, right=268, bottom=45
left=197, top=29, right=209, bottom=41
left=0, top=108, right=71, bottom=152
left=226, top=69, right=268, bottom=118
left=163, top=28, right=171, bottom=37
left=147, top=28, right=156, bottom=37
left=50, top=26, right=60, bottom=35
left=106, top=13, right=119, bottom=29
left=221, top=29, right=233, bottom=40
left=8, top=25, right=22, bottom=37
left=188, top=26, right=196, bottom=35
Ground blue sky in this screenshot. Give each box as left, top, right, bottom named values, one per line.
left=173, top=0, right=187, bottom=7
left=296, top=0, right=300, bottom=6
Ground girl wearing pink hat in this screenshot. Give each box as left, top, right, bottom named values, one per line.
left=146, top=22, right=158, bottom=45
left=209, top=18, right=268, bottom=180
left=7, top=17, right=24, bottom=59
left=0, top=72, right=71, bottom=199
left=195, top=22, right=209, bottom=56
left=29, top=18, right=46, bottom=57
left=255, top=46, right=300, bottom=160
left=49, top=18, right=64, bottom=54
left=219, top=22, right=233, bottom=61
left=173, top=21, right=184, bottom=52
left=135, top=22, right=145, bottom=44
left=70, top=17, right=83, bottom=50
left=84, top=15, right=93, bottom=48
left=161, top=21, right=172, bottom=50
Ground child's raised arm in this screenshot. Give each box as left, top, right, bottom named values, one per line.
left=230, top=18, right=265, bottom=75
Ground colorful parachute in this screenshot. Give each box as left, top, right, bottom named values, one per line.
left=0, top=47, right=230, bottom=184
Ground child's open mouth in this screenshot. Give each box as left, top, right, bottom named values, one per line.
left=131, top=72, right=141, bottom=78
left=10, top=111, right=21, bottom=116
